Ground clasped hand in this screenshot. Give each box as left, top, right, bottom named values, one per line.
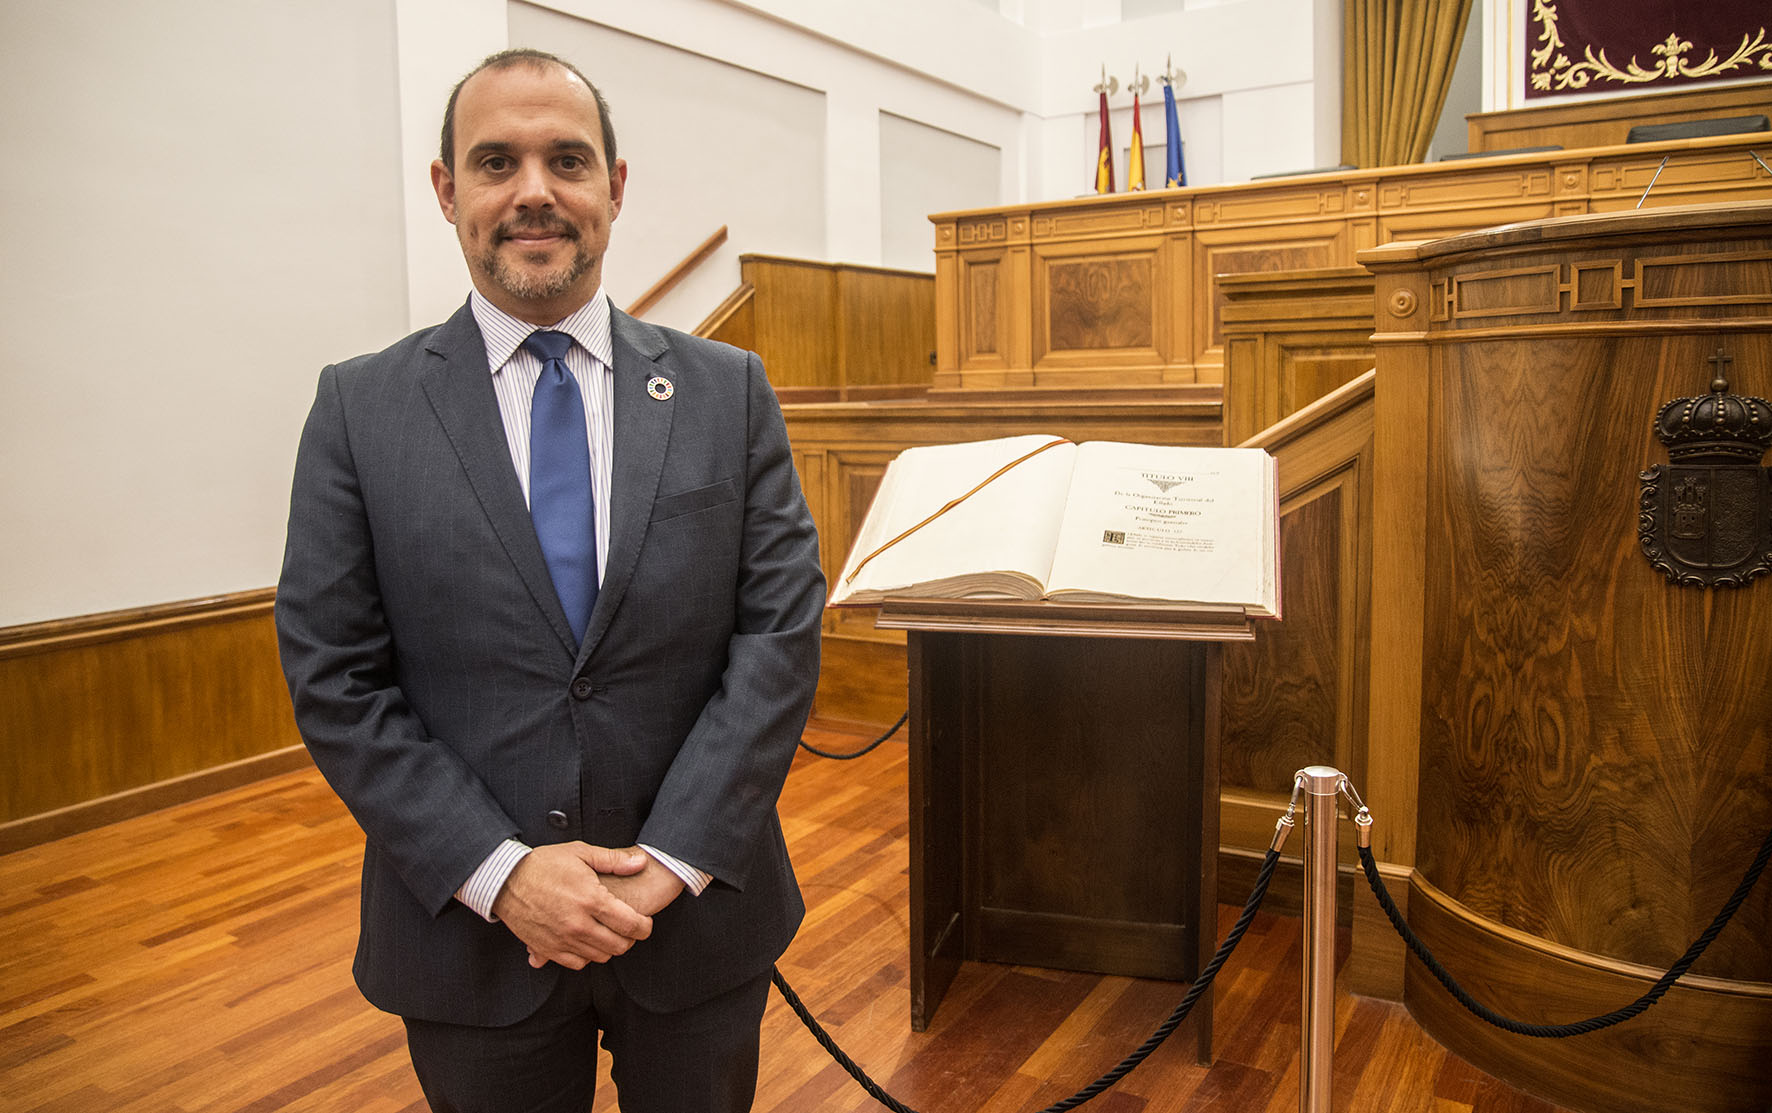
left=491, top=842, right=686, bottom=970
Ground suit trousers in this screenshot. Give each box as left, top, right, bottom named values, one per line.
left=402, top=964, right=773, bottom=1113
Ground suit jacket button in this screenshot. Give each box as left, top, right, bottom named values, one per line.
left=570, top=677, right=594, bottom=701
left=546, top=810, right=569, bottom=830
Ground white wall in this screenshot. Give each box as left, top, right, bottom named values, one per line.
left=1034, top=0, right=1344, bottom=195
left=509, top=6, right=829, bottom=327
left=0, top=0, right=408, bottom=626
left=880, top=114, right=1003, bottom=271
left=3, top=0, right=1361, bottom=626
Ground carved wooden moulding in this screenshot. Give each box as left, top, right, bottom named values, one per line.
left=1639, top=351, right=1772, bottom=587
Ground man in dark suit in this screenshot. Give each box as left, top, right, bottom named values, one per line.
left=275, top=47, right=824, bottom=1113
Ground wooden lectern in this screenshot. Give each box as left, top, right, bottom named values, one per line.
left=877, top=599, right=1256, bottom=1064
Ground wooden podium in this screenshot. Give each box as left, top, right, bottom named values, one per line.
left=876, top=599, right=1256, bottom=1062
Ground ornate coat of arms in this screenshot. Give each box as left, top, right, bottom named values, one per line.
left=1639, top=354, right=1772, bottom=587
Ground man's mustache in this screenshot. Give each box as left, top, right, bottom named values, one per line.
left=495, top=216, right=581, bottom=243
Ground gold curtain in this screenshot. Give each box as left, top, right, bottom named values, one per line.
left=1343, top=0, right=1475, bottom=167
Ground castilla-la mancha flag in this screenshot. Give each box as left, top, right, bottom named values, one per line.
left=1094, top=90, right=1115, bottom=194
left=1128, top=91, right=1146, bottom=191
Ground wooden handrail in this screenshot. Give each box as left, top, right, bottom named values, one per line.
left=692, top=282, right=755, bottom=338
left=1236, top=369, right=1375, bottom=451
left=624, top=225, right=728, bottom=318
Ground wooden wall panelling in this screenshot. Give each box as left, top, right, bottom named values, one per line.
left=1376, top=200, right=1558, bottom=247
left=1218, top=373, right=1376, bottom=893
left=0, top=591, right=307, bottom=851
left=694, top=283, right=755, bottom=351
left=1030, top=234, right=1170, bottom=386
left=957, top=247, right=1013, bottom=374
left=1164, top=228, right=1197, bottom=386
left=1404, top=873, right=1772, bottom=1113
left=1357, top=255, right=1433, bottom=997
left=1585, top=140, right=1772, bottom=211
left=1466, top=81, right=1772, bottom=153
left=931, top=133, right=1772, bottom=398
left=933, top=212, right=1034, bottom=392
left=1359, top=203, right=1772, bottom=1113
left=1191, top=219, right=1349, bottom=378
left=932, top=233, right=961, bottom=382
left=743, top=256, right=837, bottom=391
left=731, top=255, right=937, bottom=402
left=833, top=265, right=936, bottom=395
left=1219, top=266, right=1376, bottom=446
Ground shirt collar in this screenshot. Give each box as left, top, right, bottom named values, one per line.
left=470, top=287, right=614, bottom=373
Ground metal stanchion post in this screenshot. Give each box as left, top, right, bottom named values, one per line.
left=1298, top=766, right=1343, bottom=1113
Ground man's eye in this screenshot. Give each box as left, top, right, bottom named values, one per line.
left=482, top=156, right=512, bottom=172
left=558, top=156, right=585, bottom=171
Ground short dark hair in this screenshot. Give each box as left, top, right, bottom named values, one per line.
left=438, top=48, right=617, bottom=171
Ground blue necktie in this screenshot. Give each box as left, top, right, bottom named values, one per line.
left=523, top=330, right=598, bottom=644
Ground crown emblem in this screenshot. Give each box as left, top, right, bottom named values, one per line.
left=1653, top=353, right=1771, bottom=464
left=1638, top=346, right=1772, bottom=589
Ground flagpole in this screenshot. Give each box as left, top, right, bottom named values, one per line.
left=1093, top=64, right=1118, bottom=194
left=1161, top=53, right=1187, bottom=189
left=1128, top=66, right=1149, bottom=191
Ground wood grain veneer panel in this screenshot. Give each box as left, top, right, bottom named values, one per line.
left=1361, top=205, right=1772, bottom=1104
left=835, top=267, right=935, bottom=389
left=744, top=257, right=837, bottom=389
left=1418, top=331, right=1772, bottom=980
left=1406, top=874, right=1772, bottom=1113
left=1466, top=81, right=1772, bottom=153
left=1044, top=256, right=1155, bottom=351
left=1222, top=373, right=1375, bottom=892
left=1377, top=201, right=1557, bottom=246
left=1219, top=267, right=1376, bottom=447
left=0, top=591, right=301, bottom=829
left=930, top=134, right=1772, bottom=399
left=1221, top=489, right=1340, bottom=790
left=1276, top=341, right=1374, bottom=425
left=732, top=255, right=936, bottom=398
left=964, top=258, right=1001, bottom=359
left=700, top=288, right=755, bottom=353
left=1191, top=224, right=1347, bottom=362
left=965, top=634, right=1204, bottom=981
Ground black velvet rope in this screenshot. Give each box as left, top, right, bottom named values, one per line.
left=1356, top=824, right=1772, bottom=1038
left=798, top=710, right=910, bottom=760
left=771, top=847, right=1282, bottom=1113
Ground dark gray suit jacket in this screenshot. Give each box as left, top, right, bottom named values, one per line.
left=275, top=300, right=823, bottom=1025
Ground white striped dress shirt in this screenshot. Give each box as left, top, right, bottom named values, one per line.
left=454, top=289, right=710, bottom=921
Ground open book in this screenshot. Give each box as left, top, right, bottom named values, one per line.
left=830, top=435, right=1280, bottom=616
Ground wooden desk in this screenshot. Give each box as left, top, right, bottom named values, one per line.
left=1360, top=201, right=1772, bottom=1113
left=929, top=131, right=1772, bottom=396
left=877, top=600, right=1254, bottom=1064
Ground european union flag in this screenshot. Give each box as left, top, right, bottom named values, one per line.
left=1163, top=82, right=1185, bottom=188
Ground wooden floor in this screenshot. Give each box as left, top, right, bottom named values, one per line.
left=0, top=721, right=1574, bottom=1113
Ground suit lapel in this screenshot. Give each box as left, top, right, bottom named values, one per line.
left=579, top=309, right=674, bottom=664
left=418, top=301, right=578, bottom=657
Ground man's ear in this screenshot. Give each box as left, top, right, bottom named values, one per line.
left=608, top=158, right=628, bottom=221
left=430, top=159, right=458, bottom=224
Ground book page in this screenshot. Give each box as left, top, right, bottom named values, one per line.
left=832, top=436, right=1077, bottom=603
left=1044, top=442, right=1276, bottom=609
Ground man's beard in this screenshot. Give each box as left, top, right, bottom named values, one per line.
left=477, top=216, right=594, bottom=302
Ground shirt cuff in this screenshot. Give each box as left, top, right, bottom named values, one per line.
left=455, top=838, right=532, bottom=922
left=638, top=843, right=711, bottom=896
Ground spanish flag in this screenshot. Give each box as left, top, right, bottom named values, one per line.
left=1095, top=90, right=1115, bottom=194
left=1128, top=91, right=1146, bottom=191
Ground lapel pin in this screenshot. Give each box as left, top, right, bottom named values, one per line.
left=646, top=376, right=674, bottom=401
